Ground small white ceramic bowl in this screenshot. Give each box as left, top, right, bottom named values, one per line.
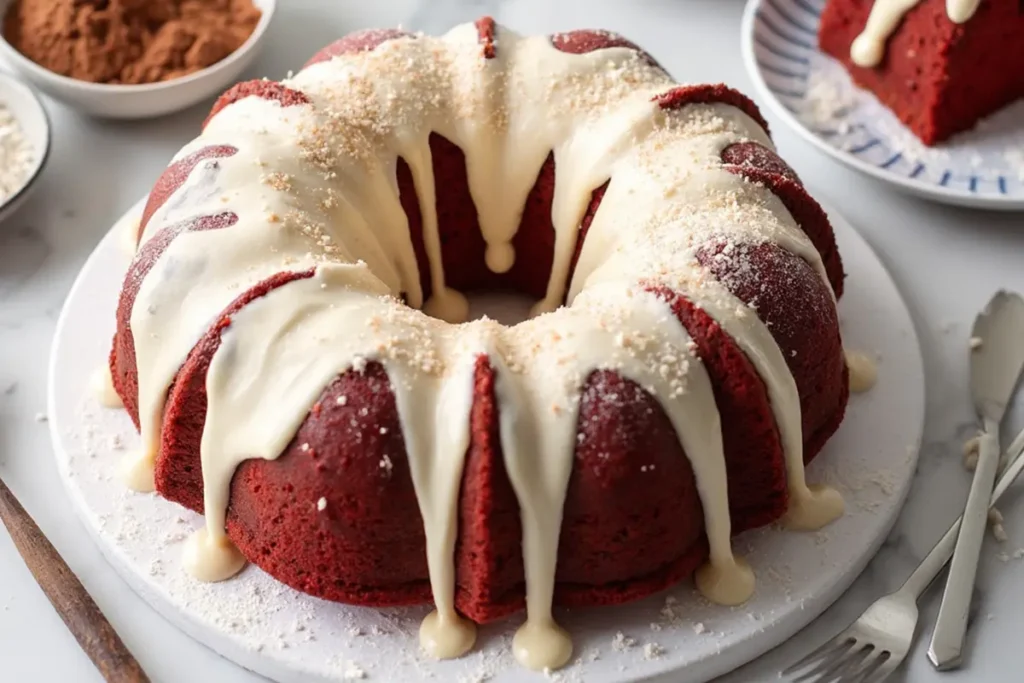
left=0, top=71, right=49, bottom=224
left=0, top=0, right=276, bottom=120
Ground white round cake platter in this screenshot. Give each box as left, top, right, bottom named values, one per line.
left=48, top=197, right=925, bottom=683
left=741, top=0, right=1024, bottom=211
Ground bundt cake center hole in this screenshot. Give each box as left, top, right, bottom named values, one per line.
left=462, top=291, right=536, bottom=326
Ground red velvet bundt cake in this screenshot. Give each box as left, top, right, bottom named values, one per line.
left=106, top=19, right=857, bottom=670
left=819, top=0, right=1024, bottom=145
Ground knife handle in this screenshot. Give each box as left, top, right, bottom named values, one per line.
left=928, top=419, right=1001, bottom=670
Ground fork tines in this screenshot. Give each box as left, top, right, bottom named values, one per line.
left=783, top=631, right=897, bottom=682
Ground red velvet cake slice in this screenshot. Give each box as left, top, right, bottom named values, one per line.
left=819, top=0, right=1024, bottom=145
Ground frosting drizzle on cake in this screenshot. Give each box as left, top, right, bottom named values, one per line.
left=851, top=0, right=983, bottom=67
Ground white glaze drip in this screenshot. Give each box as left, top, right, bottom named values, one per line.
left=125, top=22, right=847, bottom=670
left=851, top=0, right=982, bottom=68
left=846, top=349, right=879, bottom=393
left=121, top=451, right=156, bottom=493
left=92, top=364, right=123, bottom=408
left=184, top=527, right=246, bottom=582
left=420, top=609, right=477, bottom=659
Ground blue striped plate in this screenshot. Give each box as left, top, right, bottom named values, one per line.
left=741, top=0, right=1024, bottom=210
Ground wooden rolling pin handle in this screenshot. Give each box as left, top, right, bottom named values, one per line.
left=0, top=478, right=149, bottom=683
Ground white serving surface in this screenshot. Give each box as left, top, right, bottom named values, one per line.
left=46, top=198, right=922, bottom=683
left=1, top=1, right=1023, bottom=682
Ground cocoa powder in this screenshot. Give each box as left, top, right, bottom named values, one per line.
left=3, top=0, right=262, bottom=85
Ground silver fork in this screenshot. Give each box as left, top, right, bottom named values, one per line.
left=783, top=427, right=1024, bottom=682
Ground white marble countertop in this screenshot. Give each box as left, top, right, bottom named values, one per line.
left=0, top=1, right=1021, bottom=681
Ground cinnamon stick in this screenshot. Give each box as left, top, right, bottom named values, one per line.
left=0, top=477, right=149, bottom=683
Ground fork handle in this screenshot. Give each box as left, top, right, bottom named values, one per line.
left=898, top=426, right=1024, bottom=602
left=927, top=418, right=1001, bottom=670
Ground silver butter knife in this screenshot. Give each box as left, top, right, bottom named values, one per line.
left=929, top=290, right=1024, bottom=670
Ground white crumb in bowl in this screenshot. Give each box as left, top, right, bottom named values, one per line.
left=0, top=104, right=36, bottom=204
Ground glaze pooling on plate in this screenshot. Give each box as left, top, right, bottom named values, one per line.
left=744, top=0, right=1024, bottom=208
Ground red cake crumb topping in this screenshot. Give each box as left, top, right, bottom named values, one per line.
left=139, top=146, right=238, bottom=239
left=550, top=29, right=663, bottom=70
left=655, top=84, right=771, bottom=137
left=305, top=29, right=415, bottom=68
left=205, top=81, right=310, bottom=129
left=476, top=16, right=497, bottom=59
left=720, top=142, right=800, bottom=183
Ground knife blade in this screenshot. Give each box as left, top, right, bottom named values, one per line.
left=929, top=290, right=1024, bottom=670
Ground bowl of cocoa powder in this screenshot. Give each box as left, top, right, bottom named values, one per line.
left=0, top=0, right=276, bottom=119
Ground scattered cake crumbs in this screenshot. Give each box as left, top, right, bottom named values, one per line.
left=611, top=631, right=636, bottom=651
left=643, top=642, right=664, bottom=659
left=989, top=508, right=1008, bottom=543
left=963, top=433, right=982, bottom=471
left=343, top=661, right=367, bottom=680
left=969, top=336, right=983, bottom=350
